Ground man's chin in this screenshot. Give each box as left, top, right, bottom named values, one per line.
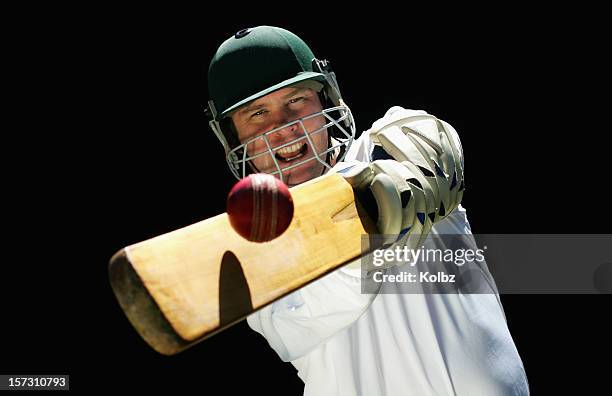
left=283, top=163, right=326, bottom=187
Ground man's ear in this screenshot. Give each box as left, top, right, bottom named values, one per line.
left=220, top=117, right=241, bottom=149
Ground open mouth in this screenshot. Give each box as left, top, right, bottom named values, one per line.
left=275, top=142, right=308, bottom=162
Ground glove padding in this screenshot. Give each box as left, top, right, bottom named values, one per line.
left=335, top=107, right=465, bottom=248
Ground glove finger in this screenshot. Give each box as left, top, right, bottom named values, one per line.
left=400, top=161, right=437, bottom=224
left=439, top=121, right=465, bottom=212
left=370, top=160, right=416, bottom=232
left=369, top=110, right=439, bottom=148
left=392, top=161, right=434, bottom=248
left=369, top=173, right=403, bottom=240
left=334, top=160, right=374, bottom=190
left=376, top=126, right=430, bottom=169
left=372, top=160, right=433, bottom=248
left=439, top=131, right=458, bottom=212
left=334, top=161, right=381, bottom=227
left=376, top=127, right=450, bottom=221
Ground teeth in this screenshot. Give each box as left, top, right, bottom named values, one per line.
left=277, top=143, right=305, bottom=156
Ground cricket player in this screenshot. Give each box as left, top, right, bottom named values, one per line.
left=206, top=25, right=529, bottom=395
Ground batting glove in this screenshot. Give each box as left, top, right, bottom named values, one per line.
left=336, top=107, right=465, bottom=248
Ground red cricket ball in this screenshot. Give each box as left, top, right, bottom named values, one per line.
left=226, top=174, right=294, bottom=242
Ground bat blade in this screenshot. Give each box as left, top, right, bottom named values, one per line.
left=109, top=172, right=376, bottom=355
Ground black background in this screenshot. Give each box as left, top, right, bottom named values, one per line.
left=2, top=6, right=610, bottom=395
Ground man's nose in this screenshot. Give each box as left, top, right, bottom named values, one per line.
left=269, top=113, right=300, bottom=142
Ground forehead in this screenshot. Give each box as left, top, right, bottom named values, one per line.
left=258, top=86, right=306, bottom=101
left=233, top=87, right=313, bottom=115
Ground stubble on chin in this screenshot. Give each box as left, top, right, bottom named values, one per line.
left=285, top=161, right=327, bottom=187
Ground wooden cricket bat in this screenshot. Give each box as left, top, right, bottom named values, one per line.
left=109, top=172, right=377, bottom=355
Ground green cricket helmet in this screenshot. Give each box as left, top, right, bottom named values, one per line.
left=206, top=26, right=355, bottom=182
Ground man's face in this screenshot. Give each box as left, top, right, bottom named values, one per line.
left=230, top=87, right=329, bottom=187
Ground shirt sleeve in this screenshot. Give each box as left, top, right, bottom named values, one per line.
left=246, top=265, right=378, bottom=362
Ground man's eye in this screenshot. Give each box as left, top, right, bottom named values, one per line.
left=250, top=110, right=266, bottom=118
left=289, top=97, right=304, bottom=104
